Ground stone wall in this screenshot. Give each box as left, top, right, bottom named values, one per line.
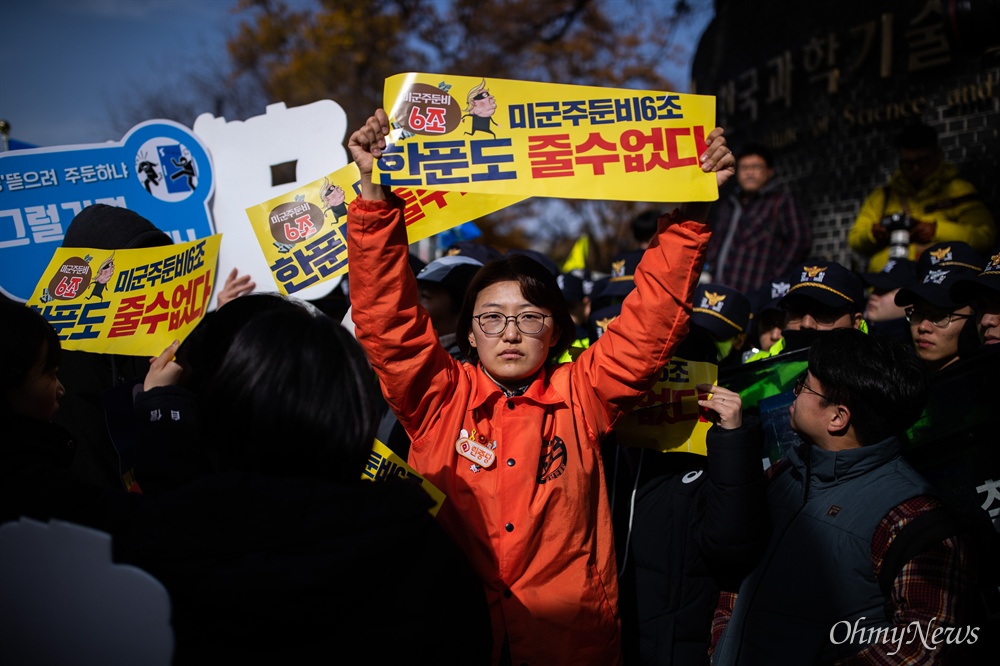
left=692, top=0, right=999, bottom=271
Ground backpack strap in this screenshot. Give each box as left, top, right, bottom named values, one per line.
left=878, top=507, right=968, bottom=643
left=923, top=192, right=983, bottom=214
left=878, top=507, right=960, bottom=599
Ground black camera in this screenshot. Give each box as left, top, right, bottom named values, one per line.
left=879, top=212, right=913, bottom=259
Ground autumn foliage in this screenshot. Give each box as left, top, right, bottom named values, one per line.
left=218, top=0, right=711, bottom=263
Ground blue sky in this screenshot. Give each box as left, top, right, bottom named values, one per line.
left=1, top=0, right=240, bottom=147
left=2, top=0, right=712, bottom=149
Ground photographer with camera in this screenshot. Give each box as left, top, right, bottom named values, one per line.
left=849, top=123, right=995, bottom=272
left=879, top=211, right=916, bottom=261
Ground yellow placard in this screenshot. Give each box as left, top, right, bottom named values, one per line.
left=374, top=73, right=718, bottom=202
left=26, top=236, right=220, bottom=356
left=244, top=162, right=525, bottom=296
left=363, top=439, right=446, bottom=516
left=615, top=357, right=718, bottom=455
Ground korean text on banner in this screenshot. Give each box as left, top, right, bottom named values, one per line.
left=364, top=440, right=446, bottom=516
left=373, top=73, right=718, bottom=203
left=0, top=120, right=215, bottom=303
left=26, top=235, right=221, bottom=356
left=615, top=358, right=718, bottom=455
left=244, top=162, right=524, bottom=296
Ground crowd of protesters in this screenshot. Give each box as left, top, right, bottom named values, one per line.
left=2, top=114, right=998, bottom=666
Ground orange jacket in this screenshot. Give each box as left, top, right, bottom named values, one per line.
left=348, top=196, right=709, bottom=665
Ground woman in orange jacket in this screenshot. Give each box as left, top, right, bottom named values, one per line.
left=346, top=108, right=734, bottom=665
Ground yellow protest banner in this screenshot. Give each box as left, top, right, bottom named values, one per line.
left=26, top=236, right=220, bottom=356
left=244, top=162, right=525, bottom=296
left=374, top=73, right=718, bottom=202
left=364, top=439, right=446, bottom=516
left=615, top=358, right=718, bottom=455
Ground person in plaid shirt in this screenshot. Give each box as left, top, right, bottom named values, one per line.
left=710, top=329, right=977, bottom=664
left=705, top=143, right=812, bottom=295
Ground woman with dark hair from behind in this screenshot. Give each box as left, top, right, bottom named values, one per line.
left=117, top=301, right=491, bottom=663
left=125, top=293, right=309, bottom=493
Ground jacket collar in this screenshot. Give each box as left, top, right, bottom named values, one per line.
left=787, top=435, right=902, bottom=487
left=469, top=363, right=566, bottom=409
left=889, top=161, right=958, bottom=198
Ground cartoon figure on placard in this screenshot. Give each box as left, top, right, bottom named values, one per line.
left=39, top=255, right=94, bottom=303
left=462, top=79, right=499, bottom=138
left=270, top=195, right=326, bottom=254
left=136, top=153, right=161, bottom=194
left=158, top=144, right=197, bottom=194
left=87, top=252, right=115, bottom=301
left=319, top=177, right=347, bottom=222
left=170, top=154, right=197, bottom=190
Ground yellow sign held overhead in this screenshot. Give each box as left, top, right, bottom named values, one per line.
left=26, top=236, right=221, bottom=356
left=375, top=73, right=719, bottom=202
left=244, top=162, right=524, bottom=296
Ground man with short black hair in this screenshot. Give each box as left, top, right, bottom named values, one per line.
left=705, top=143, right=811, bottom=294
left=712, top=329, right=976, bottom=664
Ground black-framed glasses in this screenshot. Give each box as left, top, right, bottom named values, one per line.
left=793, top=373, right=832, bottom=402
left=472, top=91, right=491, bottom=101
left=474, top=311, right=551, bottom=336
left=903, top=307, right=973, bottom=329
